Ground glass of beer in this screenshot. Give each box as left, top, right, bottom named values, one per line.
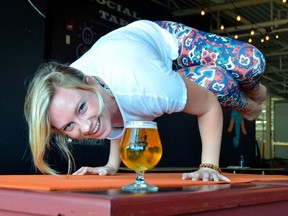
left=120, top=121, right=162, bottom=192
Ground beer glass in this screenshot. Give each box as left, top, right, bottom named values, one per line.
left=120, top=121, right=162, bottom=192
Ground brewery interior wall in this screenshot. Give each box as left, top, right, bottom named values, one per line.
left=0, top=0, right=256, bottom=174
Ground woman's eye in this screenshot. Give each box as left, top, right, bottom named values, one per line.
left=79, top=103, right=87, bottom=113
left=64, top=122, right=74, bottom=131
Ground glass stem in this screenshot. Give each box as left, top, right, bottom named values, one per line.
left=135, top=171, right=145, bottom=183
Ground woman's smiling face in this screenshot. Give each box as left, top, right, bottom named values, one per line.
left=48, top=86, right=112, bottom=140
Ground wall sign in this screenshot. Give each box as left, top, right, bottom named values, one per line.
left=45, top=0, right=171, bottom=63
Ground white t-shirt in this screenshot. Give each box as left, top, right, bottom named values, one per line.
left=70, top=20, right=187, bottom=139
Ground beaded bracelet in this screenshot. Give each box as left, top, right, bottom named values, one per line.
left=199, top=163, right=221, bottom=174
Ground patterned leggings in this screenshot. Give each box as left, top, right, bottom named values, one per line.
left=156, top=21, right=266, bottom=110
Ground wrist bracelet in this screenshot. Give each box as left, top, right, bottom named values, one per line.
left=199, top=163, right=221, bottom=174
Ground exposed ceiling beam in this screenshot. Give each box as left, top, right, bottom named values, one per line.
left=229, top=27, right=288, bottom=39
left=211, top=19, right=288, bottom=33
left=266, top=51, right=288, bottom=57
left=172, top=0, right=274, bottom=17
left=149, top=0, right=171, bottom=9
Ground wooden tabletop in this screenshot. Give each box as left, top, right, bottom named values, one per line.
left=1, top=180, right=288, bottom=215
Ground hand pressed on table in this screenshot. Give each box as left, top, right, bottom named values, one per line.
left=73, top=164, right=117, bottom=176
left=182, top=168, right=231, bottom=182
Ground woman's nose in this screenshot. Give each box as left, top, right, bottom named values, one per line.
left=79, top=120, right=91, bottom=134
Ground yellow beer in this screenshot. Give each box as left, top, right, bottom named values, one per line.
left=120, top=121, right=162, bottom=173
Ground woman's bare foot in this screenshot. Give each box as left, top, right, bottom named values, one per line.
left=243, top=83, right=267, bottom=104
left=238, top=97, right=262, bottom=121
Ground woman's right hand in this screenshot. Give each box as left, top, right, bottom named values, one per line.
left=72, top=164, right=117, bottom=176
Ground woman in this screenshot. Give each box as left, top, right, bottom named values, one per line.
left=24, top=20, right=266, bottom=182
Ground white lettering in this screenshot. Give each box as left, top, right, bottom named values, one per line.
left=99, top=10, right=110, bottom=20
left=94, top=0, right=105, bottom=5
left=99, top=10, right=129, bottom=26
left=91, top=0, right=141, bottom=19
left=106, top=1, right=116, bottom=10
left=121, top=8, right=132, bottom=17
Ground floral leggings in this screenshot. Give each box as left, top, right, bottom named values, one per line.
left=156, top=21, right=266, bottom=110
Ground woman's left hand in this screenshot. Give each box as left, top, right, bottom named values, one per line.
left=182, top=168, right=231, bottom=182
left=72, top=164, right=117, bottom=176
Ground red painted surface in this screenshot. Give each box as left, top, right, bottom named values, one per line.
left=0, top=182, right=288, bottom=215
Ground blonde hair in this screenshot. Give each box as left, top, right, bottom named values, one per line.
left=24, top=62, right=104, bottom=175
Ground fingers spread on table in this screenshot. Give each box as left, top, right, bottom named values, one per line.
left=182, top=170, right=231, bottom=182
left=73, top=167, right=101, bottom=175
left=219, top=174, right=231, bottom=182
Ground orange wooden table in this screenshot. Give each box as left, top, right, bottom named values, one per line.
left=0, top=172, right=288, bottom=215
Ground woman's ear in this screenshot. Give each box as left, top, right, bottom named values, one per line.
left=85, top=76, right=97, bottom=85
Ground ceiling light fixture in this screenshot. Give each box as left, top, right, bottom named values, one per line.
left=275, top=32, right=279, bottom=39
left=200, top=8, right=205, bottom=16
left=236, top=14, right=241, bottom=21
